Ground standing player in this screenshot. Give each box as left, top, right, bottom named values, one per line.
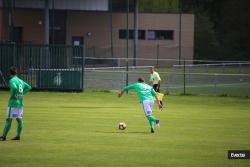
left=118, top=77, right=162, bottom=133
left=0, top=67, right=31, bottom=141
left=149, top=67, right=163, bottom=105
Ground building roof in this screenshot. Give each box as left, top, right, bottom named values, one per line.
left=0, top=0, right=109, bottom=11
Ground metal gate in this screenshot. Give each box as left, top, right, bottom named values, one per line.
left=0, top=43, right=85, bottom=91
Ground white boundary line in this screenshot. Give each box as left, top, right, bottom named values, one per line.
left=174, top=62, right=250, bottom=67
left=168, top=82, right=250, bottom=88
left=84, top=57, right=250, bottom=63
left=29, top=68, right=250, bottom=76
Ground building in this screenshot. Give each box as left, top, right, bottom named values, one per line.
left=0, top=0, right=194, bottom=67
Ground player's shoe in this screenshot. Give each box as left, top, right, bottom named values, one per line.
left=150, top=128, right=155, bottom=133
left=0, top=136, right=6, bottom=141
left=11, top=136, right=20, bottom=140
left=156, top=119, right=160, bottom=127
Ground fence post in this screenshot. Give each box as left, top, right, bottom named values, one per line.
left=126, top=58, right=128, bottom=88
left=214, top=74, right=217, bottom=96
left=82, top=45, right=85, bottom=91
left=156, top=43, right=159, bottom=68
left=13, top=42, right=17, bottom=67
left=109, top=0, right=115, bottom=67
left=183, top=58, right=186, bottom=95
left=126, top=0, right=129, bottom=90
left=239, top=63, right=242, bottom=74
left=91, top=46, right=95, bottom=58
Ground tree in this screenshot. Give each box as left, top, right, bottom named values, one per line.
left=194, top=11, right=220, bottom=60
left=139, top=0, right=250, bottom=60
left=183, top=0, right=250, bottom=61
left=217, top=0, right=250, bottom=60
left=139, top=0, right=178, bottom=13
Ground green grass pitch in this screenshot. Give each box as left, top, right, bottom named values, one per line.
left=0, top=91, right=250, bottom=167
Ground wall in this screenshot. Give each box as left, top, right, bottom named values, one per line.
left=2, top=9, right=194, bottom=66
left=12, top=9, right=44, bottom=44
left=66, top=11, right=194, bottom=66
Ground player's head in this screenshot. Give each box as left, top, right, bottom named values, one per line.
left=149, top=66, right=154, bottom=73
left=138, top=77, right=145, bottom=83
left=9, top=66, right=17, bottom=76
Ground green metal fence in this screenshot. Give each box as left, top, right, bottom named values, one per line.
left=0, top=43, right=84, bottom=91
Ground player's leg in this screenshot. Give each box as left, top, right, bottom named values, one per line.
left=153, top=84, right=163, bottom=106
left=153, top=84, right=161, bottom=93
left=0, top=118, right=13, bottom=141
left=11, top=118, right=23, bottom=140
left=148, top=100, right=160, bottom=128
left=147, top=115, right=156, bottom=132
left=147, top=114, right=159, bottom=128
left=154, top=84, right=164, bottom=106
left=143, top=100, right=157, bottom=133
left=12, top=108, right=24, bottom=140
left=0, top=107, right=14, bottom=141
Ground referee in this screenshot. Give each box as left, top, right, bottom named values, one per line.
left=149, top=67, right=161, bottom=92
left=149, top=67, right=163, bottom=105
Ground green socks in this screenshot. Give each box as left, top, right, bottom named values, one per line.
left=147, top=115, right=157, bottom=129
left=2, top=120, right=12, bottom=137
left=17, top=119, right=23, bottom=138
left=2, top=119, right=23, bottom=138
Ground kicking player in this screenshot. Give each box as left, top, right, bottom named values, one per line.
left=118, top=77, right=162, bottom=133
left=0, top=67, right=32, bottom=141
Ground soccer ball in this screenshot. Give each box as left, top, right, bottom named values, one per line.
left=118, top=122, right=126, bottom=130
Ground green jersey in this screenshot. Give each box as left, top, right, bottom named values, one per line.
left=8, top=76, right=32, bottom=108
left=123, top=82, right=157, bottom=102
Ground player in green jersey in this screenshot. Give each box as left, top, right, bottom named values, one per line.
left=118, top=77, right=162, bottom=133
left=0, top=67, right=31, bottom=141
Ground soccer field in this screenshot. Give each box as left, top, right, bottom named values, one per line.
left=0, top=91, right=249, bottom=167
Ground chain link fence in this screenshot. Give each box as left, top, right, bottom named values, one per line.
left=1, top=43, right=250, bottom=97
left=83, top=59, right=250, bottom=97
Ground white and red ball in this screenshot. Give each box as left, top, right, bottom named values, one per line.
left=118, top=122, right=126, bottom=130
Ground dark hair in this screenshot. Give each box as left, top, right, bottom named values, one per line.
left=9, top=66, right=17, bottom=75
left=138, top=77, right=145, bottom=83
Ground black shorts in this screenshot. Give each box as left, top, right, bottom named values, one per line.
left=153, top=84, right=160, bottom=92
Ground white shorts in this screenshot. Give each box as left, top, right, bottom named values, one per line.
left=142, top=100, right=154, bottom=116
left=6, top=107, right=23, bottom=119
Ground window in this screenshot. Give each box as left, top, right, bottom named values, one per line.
left=138, top=30, right=146, bottom=40
left=119, top=30, right=145, bottom=40
left=147, top=30, right=174, bottom=40
left=148, top=31, right=156, bottom=40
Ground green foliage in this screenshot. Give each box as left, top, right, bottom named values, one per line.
left=139, top=0, right=179, bottom=13
left=194, top=11, right=220, bottom=60
left=217, top=0, right=250, bottom=60
left=139, top=0, right=250, bottom=60
left=183, top=0, right=250, bottom=61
